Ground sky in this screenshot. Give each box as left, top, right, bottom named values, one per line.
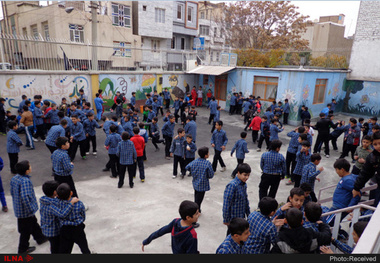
left=0, top=1, right=361, bottom=37
left=291, top=1, right=360, bottom=37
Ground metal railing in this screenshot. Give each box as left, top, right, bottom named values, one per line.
left=318, top=183, right=378, bottom=205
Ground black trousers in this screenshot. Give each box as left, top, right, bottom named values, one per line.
left=329, top=134, right=339, bottom=150
left=258, top=173, right=282, bottom=201
left=34, top=124, right=46, bottom=140
left=69, top=139, right=86, bottom=161
left=108, top=154, right=119, bottom=178
left=194, top=190, right=206, bottom=213
left=232, top=158, right=244, bottom=178
left=208, top=114, right=215, bottom=125
left=60, top=224, right=90, bottom=254
left=118, top=163, right=136, bottom=188
left=251, top=130, right=259, bottom=143
left=340, top=143, right=358, bottom=161
left=313, top=133, right=330, bottom=155
left=283, top=113, right=289, bottom=125
left=85, top=135, right=97, bottom=153
left=8, top=152, right=18, bottom=174
left=151, top=135, right=164, bottom=149
left=17, top=216, right=45, bottom=254
left=164, top=135, right=172, bottom=157
left=257, top=135, right=270, bottom=150
left=212, top=149, right=226, bottom=172
left=48, top=235, right=61, bottom=254
left=173, top=155, right=186, bottom=176
left=46, top=144, right=57, bottom=154
left=54, top=174, right=78, bottom=198
left=165, top=99, right=170, bottom=109
left=286, top=151, right=297, bottom=179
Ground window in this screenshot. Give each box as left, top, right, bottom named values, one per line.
left=171, top=37, right=176, bottom=49
left=180, top=38, right=185, bottom=50
left=155, top=8, right=165, bottom=23
left=177, top=4, right=183, bottom=20
left=200, top=11, right=205, bottom=19
left=42, top=22, right=49, bottom=40
left=113, top=41, right=132, bottom=58
left=199, top=25, right=210, bottom=36
left=143, top=5, right=147, bottom=11
left=214, top=27, right=217, bottom=37
left=253, top=76, right=279, bottom=101
left=69, top=24, right=84, bottom=43
left=313, top=79, right=327, bottom=104
left=30, top=24, right=38, bottom=40
left=151, top=39, right=160, bottom=52
left=112, top=3, right=131, bottom=28
left=187, top=6, right=193, bottom=22
left=203, top=75, right=209, bottom=85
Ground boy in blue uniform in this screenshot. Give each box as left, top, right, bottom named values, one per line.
left=269, top=118, right=284, bottom=142
left=185, top=147, right=214, bottom=218
left=184, top=116, right=197, bottom=143
left=230, top=131, right=249, bottom=178
left=162, top=115, right=176, bottom=159
left=39, top=180, right=78, bottom=253
left=183, top=134, right=197, bottom=177
left=257, top=116, right=270, bottom=152
left=83, top=113, right=103, bottom=156
left=116, top=132, right=137, bottom=188
left=56, top=183, right=91, bottom=254
left=211, top=120, right=228, bottom=173
left=222, top=163, right=251, bottom=228
left=105, top=125, right=122, bottom=178
left=10, top=160, right=47, bottom=254
left=94, top=93, right=105, bottom=121
left=170, top=128, right=186, bottom=179
left=149, top=117, right=164, bottom=151
left=301, top=153, right=324, bottom=202
left=33, top=101, right=46, bottom=141
left=69, top=114, right=87, bottom=161
left=208, top=97, right=218, bottom=125
left=45, top=119, right=68, bottom=154
left=216, top=218, right=250, bottom=254
left=292, top=140, right=311, bottom=187
left=142, top=200, right=200, bottom=254
left=259, top=139, right=286, bottom=200
left=7, top=121, right=23, bottom=174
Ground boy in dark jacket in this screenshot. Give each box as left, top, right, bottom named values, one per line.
left=142, top=200, right=200, bottom=254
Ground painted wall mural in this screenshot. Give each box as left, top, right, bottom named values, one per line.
left=0, top=75, right=91, bottom=114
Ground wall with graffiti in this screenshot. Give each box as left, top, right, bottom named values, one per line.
left=341, top=79, right=380, bottom=117
left=0, top=74, right=91, bottom=114
left=98, top=73, right=197, bottom=110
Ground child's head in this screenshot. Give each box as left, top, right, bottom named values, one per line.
left=152, top=117, right=158, bottom=124
left=55, top=136, right=70, bottom=150
left=87, top=113, right=94, bottom=120
left=22, top=105, right=29, bottom=112
left=372, top=132, right=380, bottom=152
left=122, top=131, right=130, bottom=141
left=261, top=116, right=268, bottom=122
left=179, top=200, right=199, bottom=224
left=271, top=119, right=278, bottom=125
left=289, top=187, right=305, bottom=209
left=300, top=140, right=311, bottom=152
left=215, top=120, right=223, bottom=131
left=372, top=125, right=380, bottom=134
left=269, top=139, right=282, bottom=152
left=310, top=153, right=322, bottom=165
left=133, top=126, right=140, bottom=135
left=110, top=124, right=118, bottom=134
left=304, top=202, right=322, bottom=223
left=298, top=133, right=307, bottom=143
left=186, top=116, right=193, bottom=123
left=169, top=114, right=175, bottom=123
left=361, top=135, right=372, bottom=149
left=236, top=163, right=251, bottom=183
left=42, top=180, right=60, bottom=198
left=228, top=218, right=250, bottom=243
left=258, top=197, right=278, bottom=217
left=8, top=120, right=18, bottom=130
left=15, top=160, right=31, bottom=175
left=370, top=116, right=378, bottom=124
left=138, top=122, right=145, bottom=129
left=300, top=183, right=312, bottom=199
left=333, top=158, right=351, bottom=177
left=186, top=134, right=193, bottom=144
left=350, top=118, right=357, bottom=126
left=177, top=128, right=185, bottom=137
left=285, top=208, right=303, bottom=229
left=352, top=221, right=368, bottom=243
left=198, top=147, right=209, bottom=159
left=70, top=114, right=79, bottom=124
left=240, top=131, right=247, bottom=139
left=56, top=183, right=72, bottom=201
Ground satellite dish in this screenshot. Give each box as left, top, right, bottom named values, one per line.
left=65, top=7, right=75, bottom=14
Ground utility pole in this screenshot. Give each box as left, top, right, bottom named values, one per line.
left=90, top=1, right=98, bottom=71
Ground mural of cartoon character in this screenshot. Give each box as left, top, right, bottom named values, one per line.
left=169, top=75, right=184, bottom=100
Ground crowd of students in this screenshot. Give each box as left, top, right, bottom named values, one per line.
left=1, top=87, right=379, bottom=255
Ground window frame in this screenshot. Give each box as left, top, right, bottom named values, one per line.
left=111, top=3, right=131, bottom=28
left=313, top=79, right=328, bottom=104
left=69, top=24, right=84, bottom=43
left=252, top=76, right=279, bottom=102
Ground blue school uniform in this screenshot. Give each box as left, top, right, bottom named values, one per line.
left=231, top=139, right=249, bottom=159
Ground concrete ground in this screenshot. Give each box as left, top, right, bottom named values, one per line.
left=0, top=107, right=363, bottom=254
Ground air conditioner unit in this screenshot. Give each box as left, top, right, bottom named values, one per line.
left=186, top=59, right=197, bottom=71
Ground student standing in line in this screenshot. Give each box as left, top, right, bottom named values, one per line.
left=211, top=120, right=228, bottom=173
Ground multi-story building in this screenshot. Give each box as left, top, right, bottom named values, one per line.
left=0, top=1, right=142, bottom=70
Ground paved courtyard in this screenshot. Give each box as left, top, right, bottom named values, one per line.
left=0, top=107, right=364, bottom=254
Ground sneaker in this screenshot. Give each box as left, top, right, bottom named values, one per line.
left=172, top=175, right=177, bottom=179
left=325, top=155, right=330, bottom=158
left=220, top=167, right=226, bottom=172
left=92, top=152, right=97, bottom=156
left=180, top=174, right=185, bottom=179
left=86, top=152, right=90, bottom=155
left=286, top=180, right=294, bottom=185
left=141, top=179, right=145, bottom=183
left=165, top=157, right=171, bottom=160
left=82, top=156, right=86, bottom=160
left=102, top=168, right=110, bottom=172
left=2, top=206, right=8, bottom=212
left=32, top=138, right=39, bottom=142
left=256, top=148, right=261, bottom=152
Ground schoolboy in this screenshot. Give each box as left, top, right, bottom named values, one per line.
left=117, top=132, right=137, bottom=188
left=83, top=113, right=102, bottom=156
left=45, top=119, right=68, bottom=154
left=286, top=126, right=305, bottom=183
left=313, top=112, right=336, bottom=157
left=211, top=120, right=228, bottom=172
left=130, top=126, right=146, bottom=182
left=222, top=163, right=251, bottom=227
left=196, top=86, right=203, bottom=107
left=303, top=201, right=324, bottom=233
left=216, top=218, right=250, bottom=254
left=162, top=114, right=176, bottom=160
left=271, top=208, right=331, bottom=254
left=56, top=183, right=91, bottom=254
left=105, top=125, right=122, bottom=178
left=39, top=180, right=78, bottom=253
left=6, top=121, right=23, bottom=174
left=94, top=93, right=105, bottom=121
left=189, top=106, right=197, bottom=122
left=138, top=122, right=149, bottom=161
left=292, top=140, right=311, bottom=187
left=353, top=131, right=380, bottom=207
left=20, top=105, right=35, bottom=150
left=329, top=120, right=346, bottom=151
left=339, top=118, right=361, bottom=162
left=184, top=116, right=197, bottom=143
left=269, top=118, right=284, bottom=142
left=230, top=132, right=249, bottom=178
left=185, top=147, right=214, bottom=217
left=10, top=160, right=47, bottom=254
left=248, top=112, right=261, bottom=143
left=142, top=200, right=200, bottom=254
left=44, top=103, right=60, bottom=130
left=163, top=88, right=171, bottom=109
left=243, top=197, right=279, bottom=254
left=273, top=187, right=306, bottom=220
left=300, top=153, right=324, bottom=202
left=208, top=97, right=218, bottom=125
left=256, top=115, right=270, bottom=152
left=170, top=128, right=186, bottom=179
left=0, top=156, right=7, bottom=212
left=33, top=101, right=45, bottom=141
left=259, top=139, right=286, bottom=200
left=210, top=105, right=221, bottom=133
left=69, top=114, right=87, bottom=161
left=183, top=134, right=197, bottom=177
left=52, top=137, right=78, bottom=198
left=283, top=99, right=290, bottom=124
left=149, top=117, right=164, bottom=151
